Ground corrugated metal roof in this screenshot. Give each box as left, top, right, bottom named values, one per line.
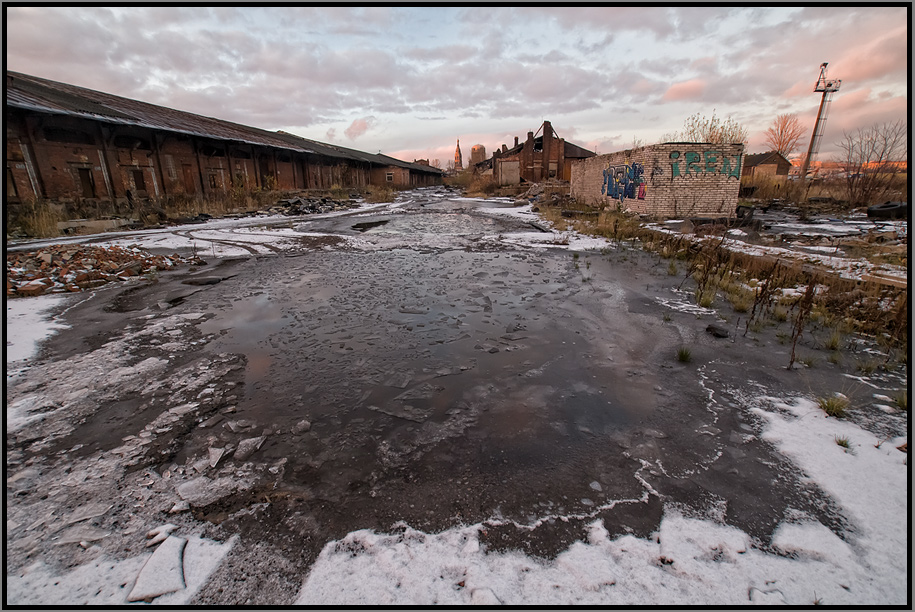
left=5, top=71, right=441, bottom=175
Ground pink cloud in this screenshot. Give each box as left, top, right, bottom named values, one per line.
left=662, top=79, right=706, bottom=101
left=325, top=128, right=337, bottom=142
left=344, top=116, right=376, bottom=140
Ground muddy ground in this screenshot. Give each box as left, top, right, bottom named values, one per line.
left=5, top=188, right=908, bottom=604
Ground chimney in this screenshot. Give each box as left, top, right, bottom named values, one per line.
left=514, top=136, right=519, bottom=147
left=502, top=144, right=507, bottom=153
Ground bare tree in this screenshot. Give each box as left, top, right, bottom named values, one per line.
left=835, top=120, right=907, bottom=205
left=430, top=158, right=442, bottom=169
left=446, top=159, right=455, bottom=172
left=665, top=110, right=749, bottom=144
left=764, top=113, right=806, bottom=157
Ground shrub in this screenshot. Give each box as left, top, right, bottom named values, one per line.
left=824, top=330, right=842, bottom=351
left=856, top=359, right=879, bottom=376
left=677, top=347, right=692, bottom=363
left=817, top=394, right=849, bottom=418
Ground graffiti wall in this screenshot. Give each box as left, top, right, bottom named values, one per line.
left=570, top=142, right=744, bottom=219
left=601, top=162, right=647, bottom=201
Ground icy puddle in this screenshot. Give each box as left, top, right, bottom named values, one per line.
left=179, top=244, right=662, bottom=531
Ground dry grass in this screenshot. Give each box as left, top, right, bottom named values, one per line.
left=10, top=199, right=67, bottom=238
left=818, top=394, right=850, bottom=418
left=364, top=184, right=396, bottom=203
left=535, top=196, right=908, bottom=355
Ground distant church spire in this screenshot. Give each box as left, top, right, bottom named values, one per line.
left=454, top=139, right=463, bottom=171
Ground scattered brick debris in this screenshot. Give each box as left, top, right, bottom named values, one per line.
left=6, top=245, right=202, bottom=297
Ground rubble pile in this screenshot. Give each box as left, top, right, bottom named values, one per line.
left=6, top=245, right=201, bottom=297
left=273, top=196, right=358, bottom=216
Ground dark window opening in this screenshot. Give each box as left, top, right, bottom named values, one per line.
left=231, top=150, right=252, bottom=159
left=277, top=153, right=292, bottom=163
left=208, top=173, right=220, bottom=189
left=200, top=145, right=225, bottom=157
left=78, top=167, right=96, bottom=197
left=43, top=127, right=95, bottom=145
left=132, top=168, right=147, bottom=193
left=113, top=135, right=151, bottom=150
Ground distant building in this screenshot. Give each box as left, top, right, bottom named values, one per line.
left=454, top=139, right=463, bottom=171
left=479, top=121, right=595, bottom=185
left=743, top=151, right=791, bottom=177
left=470, top=144, right=486, bottom=166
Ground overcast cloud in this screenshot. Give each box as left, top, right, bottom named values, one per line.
left=6, top=6, right=908, bottom=165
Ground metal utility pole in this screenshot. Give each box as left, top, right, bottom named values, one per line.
left=799, top=63, right=841, bottom=180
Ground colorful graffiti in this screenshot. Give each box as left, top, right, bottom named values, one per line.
left=669, top=151, right=741, bottom=179
left=601, top=162, right=646, bottom=201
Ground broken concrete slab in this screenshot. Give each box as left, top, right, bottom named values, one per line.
left=208, top=447, right=226, bottom=468
left=127, top=535, right=187, bottom=602
left=65, top=503, right=113, bottom=526
left=55, top=525, right=111, bottom=545
left=176, top=476, right=238, bottom=508
left=233, top=436, right=267, bottom=461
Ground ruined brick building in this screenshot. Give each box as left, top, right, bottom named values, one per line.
left=476, top=121, right=595, bottom=185
left=4, top=71, right=442, bottom=214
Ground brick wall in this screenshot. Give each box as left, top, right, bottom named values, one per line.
left=571, top=142, right=744, bottom=219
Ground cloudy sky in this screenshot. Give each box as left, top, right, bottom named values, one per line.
left=6, top=6, right=908, bottom=167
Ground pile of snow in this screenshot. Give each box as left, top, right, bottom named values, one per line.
left=6, top=294, right=72, bottom=364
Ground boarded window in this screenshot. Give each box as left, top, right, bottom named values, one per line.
left=78, top=167, right=96, bottom=197
left=164, top=154, right=177, bottom=180
left=183, top=165, right=197, bottom=194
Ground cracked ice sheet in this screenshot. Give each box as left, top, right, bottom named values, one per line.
left=5, top=535, right=236, bottom=606
left=295, top=393, right=907, bottom=606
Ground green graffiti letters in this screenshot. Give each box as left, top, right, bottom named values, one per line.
left=704, top=151, right=717, bottom=173
left=668, top=150, right=741, bottom=179
left=670, top=151, right=680, bottom=178
left=685, top=152, right=702, bottom=175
